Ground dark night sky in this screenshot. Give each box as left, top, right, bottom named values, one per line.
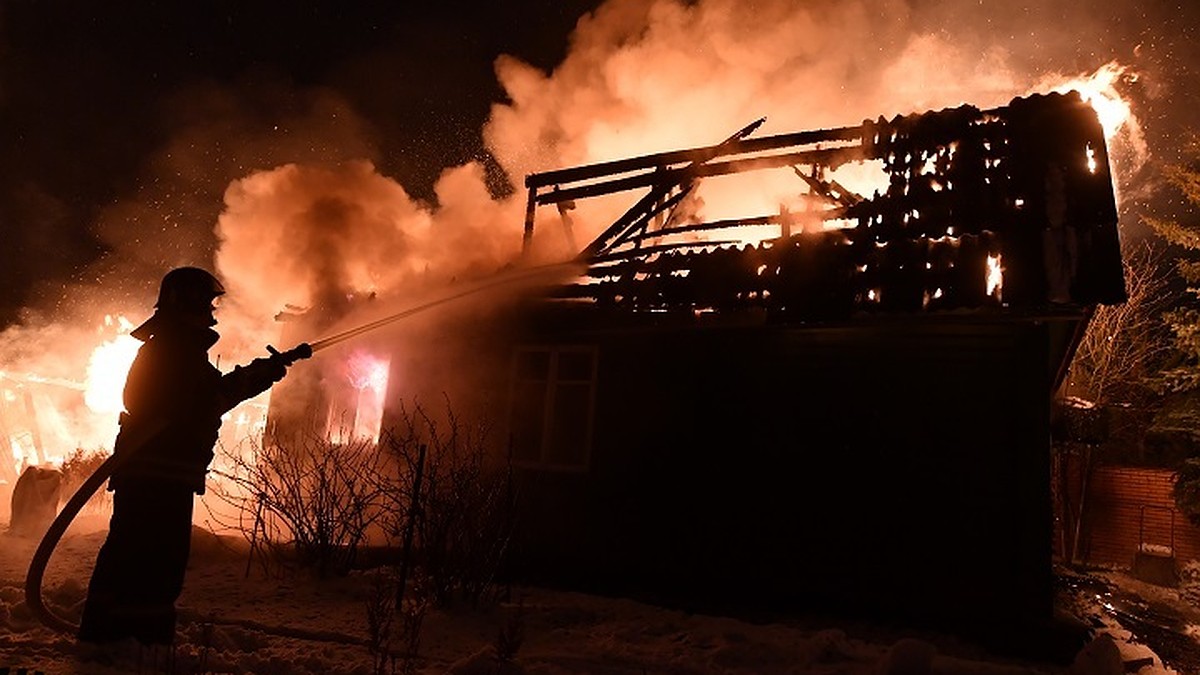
left=0, top=0, right=602, bottom=326
left=1, top=0, right=1198, bottom=330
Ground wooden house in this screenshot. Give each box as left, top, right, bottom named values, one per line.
left=273, top=92, right=1126, bottom=636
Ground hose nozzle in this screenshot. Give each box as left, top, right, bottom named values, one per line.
left=267, top=343, right=313, bottom=365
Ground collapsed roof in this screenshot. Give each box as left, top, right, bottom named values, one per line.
left=523, top=91, right=1125, bottom=320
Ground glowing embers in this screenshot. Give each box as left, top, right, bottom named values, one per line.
left=327, top=351, right=390, bottom=445
left=858, top=231, right=1003, bottom=313
left=918, top=142, right=957, bottom=178
left=986, top=254, right=1004, bottom=299
left=582, top=226, right=1010, bottom=318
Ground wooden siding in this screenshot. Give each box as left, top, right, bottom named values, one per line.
left=503, top=315, right=1057, bottom=629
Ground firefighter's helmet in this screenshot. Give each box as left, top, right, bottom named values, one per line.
left=155, top=267, right=225, bottom=313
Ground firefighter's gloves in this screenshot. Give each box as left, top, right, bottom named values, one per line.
left=251, top=344, right=313, bottom=384
left=267, top=343, right=313, bottom=366
left=249, top=356, right=288, bottom=384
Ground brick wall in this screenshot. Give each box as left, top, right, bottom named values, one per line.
left=1082, top=466, right=1200, bottom=566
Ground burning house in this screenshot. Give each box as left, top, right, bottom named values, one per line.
left=269, top=91, right=1125, bottom=635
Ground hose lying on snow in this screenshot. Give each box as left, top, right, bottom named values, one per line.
left=25, top=344, right=311, bottom=635
left=24, top=423, right=160, bottom=633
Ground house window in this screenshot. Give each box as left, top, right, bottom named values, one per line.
left=510, top=346, right=597, bottom=470
left=326, top=351, right=390, bottom=445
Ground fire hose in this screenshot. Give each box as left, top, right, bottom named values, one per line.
left=25, top=261, right=580, bottom=634
left=24, top=343, right=312, bottom=634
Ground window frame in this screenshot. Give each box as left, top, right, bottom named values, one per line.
left=508, top=344, right=598, bottom=472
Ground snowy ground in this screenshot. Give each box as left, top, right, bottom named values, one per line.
left=0, top=514, right=1184, bottom=675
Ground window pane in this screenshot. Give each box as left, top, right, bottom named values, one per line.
left=546, top=383, right=591, bottom=467
left=511, top=380, right=548, bottom=461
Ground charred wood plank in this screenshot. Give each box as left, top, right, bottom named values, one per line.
left=538, top=146, right=865, bottom=207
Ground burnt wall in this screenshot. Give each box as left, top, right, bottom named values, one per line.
left=505, top=312, right=1056, bottom=632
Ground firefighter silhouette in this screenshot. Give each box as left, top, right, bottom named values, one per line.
left=79, top=267, right=297, bottom=646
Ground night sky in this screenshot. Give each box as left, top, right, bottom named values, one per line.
left=2, top=0, right=1198, bottom=329
left=0, top=0, right=601, bottom=325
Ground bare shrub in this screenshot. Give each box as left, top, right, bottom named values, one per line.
left=379, top=402, right=515, bottom=608
left=364, top=566, right=432, bottom=675
left=365, top=567, right=396, bottom=675
left=396, top=572, right=432, bottom=675
left=210, top=422, right=388, bottom=578
left=208, top=399, right=517, bottom=669
left=1064, top=244, right=1171, bottom=408
left=1056, top=245, right=1172, bottom=564
left=59, top=447, right=111, bottom=514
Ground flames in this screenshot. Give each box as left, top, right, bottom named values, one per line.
left=83, top=316, right=140, bottom=415
left=1043, top=62, right=1135, bottom=143
left=347, top=351, right=389, bottom=394
left=986, top=254, right=1003, bottom=300
left=328, top=351, right=390, bottom=444
left=1037, top=61, right=1144, bottom=203
left=0, top=315, right=140, bottom=476
left=0, top=312, right=289, bottom=492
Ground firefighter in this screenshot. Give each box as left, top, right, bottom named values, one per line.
left=78, top=266, right=297, bottom=647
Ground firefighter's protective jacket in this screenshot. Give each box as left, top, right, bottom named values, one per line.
left=110, top=317, right=285, bottom=494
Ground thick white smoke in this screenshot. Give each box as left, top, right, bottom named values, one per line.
left=480, top=0, right=1146, bottom=251
left=486, top=0, right=1022, bottom=179
left=213, top=160, right=524, bottom=354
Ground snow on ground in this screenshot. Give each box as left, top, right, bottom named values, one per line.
left=0, top=515, right=1181, bottom=674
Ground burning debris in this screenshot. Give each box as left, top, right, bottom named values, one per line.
left=527, top=91, right=1125, bottom=318
left=0, top=315, right=272, bottom=508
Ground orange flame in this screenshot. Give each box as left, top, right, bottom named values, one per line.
left=986, top=254, right=1003, bottom=300
left=330, top=351, right=390, bottom=444
left=1037, top=61, right=1136, bottom=144
left=347, top=352, right=389, bottom=394
left=83, top=316, right=140, bottom=415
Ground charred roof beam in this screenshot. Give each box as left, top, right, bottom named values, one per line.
left=791, top=164, right=864, bottom=208
left=536, top=146, right=863, bottom=208
left=525, top=118, right=859, bottom=191
left=575, top=118, right=767, bottom=260
left=523, top=91, right=1127, bottom=312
